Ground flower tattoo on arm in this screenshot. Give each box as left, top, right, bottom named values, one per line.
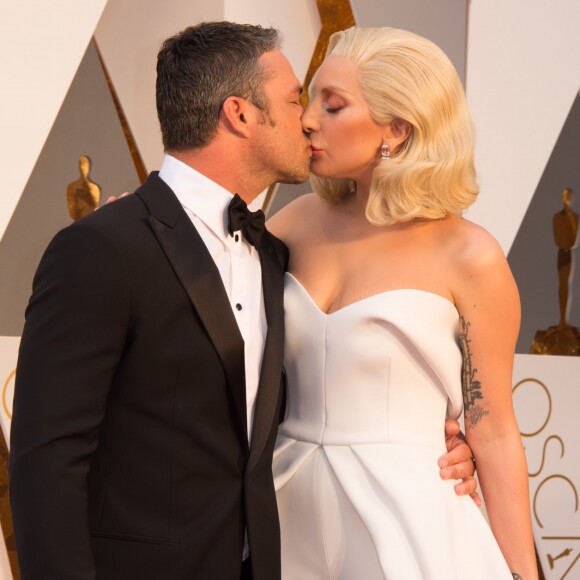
left=459, top=316, right=489, bottom=429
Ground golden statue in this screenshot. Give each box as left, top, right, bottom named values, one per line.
left=66, top=155, right=101, bottom=220
left=531, top=187, right=580, bottom=355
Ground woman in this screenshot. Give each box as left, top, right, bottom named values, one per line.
left=268, top=27, right=537, bottom=579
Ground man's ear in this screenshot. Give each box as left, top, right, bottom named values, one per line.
left=221, top=96, right=252, bottom=137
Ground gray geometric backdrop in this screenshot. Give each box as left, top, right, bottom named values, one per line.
left=0, top=39, right=141, bottom=336
left=508, top=94, right=580, bottom=353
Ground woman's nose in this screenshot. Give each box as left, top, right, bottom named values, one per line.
left=301, top=103, right=318, bottom=133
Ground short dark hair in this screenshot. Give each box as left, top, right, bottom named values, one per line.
left=156, top=21, right=281, bottom=151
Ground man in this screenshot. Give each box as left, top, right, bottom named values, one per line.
left=9, top=22, right=476, bottom=580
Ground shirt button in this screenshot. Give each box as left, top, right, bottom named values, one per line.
left=235, top=234, right=239, bottom=242
left=236, top=303, right=242, bottom=311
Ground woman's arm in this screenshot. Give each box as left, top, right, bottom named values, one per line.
left=453, top=226, right=537, bottom=579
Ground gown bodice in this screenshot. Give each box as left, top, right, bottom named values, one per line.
left=280, top=273, right=463, bottom=448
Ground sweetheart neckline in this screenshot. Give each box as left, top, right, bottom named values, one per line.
left=285, top=273, right=459, bottom=318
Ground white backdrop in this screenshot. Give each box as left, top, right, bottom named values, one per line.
left=466, top=0, right=580, bottom=254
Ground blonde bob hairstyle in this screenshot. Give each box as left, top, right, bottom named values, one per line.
left=310, top=27, right=478, bottom=225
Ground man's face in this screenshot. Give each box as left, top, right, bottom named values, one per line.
left=250, top=50, right=311, bottom=185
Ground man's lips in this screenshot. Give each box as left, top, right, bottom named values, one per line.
left=310, top=146, right=323, bottom=157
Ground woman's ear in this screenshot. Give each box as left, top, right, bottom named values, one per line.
left=383, top=118, right=412, bottom=149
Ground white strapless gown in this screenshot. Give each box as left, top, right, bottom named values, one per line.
left=273, top=273, right=512, bottom=579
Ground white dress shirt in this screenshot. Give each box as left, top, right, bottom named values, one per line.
left=158, top=154, right=266, bottom=443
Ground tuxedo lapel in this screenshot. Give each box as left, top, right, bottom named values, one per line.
left=136, top=174, right=249, bottom=446
left=248, top=233, right=285, bottom=471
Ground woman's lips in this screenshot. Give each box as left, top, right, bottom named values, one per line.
left=310, top=146, right=323, bottom=158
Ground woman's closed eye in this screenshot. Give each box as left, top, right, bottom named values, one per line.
left=323, top=96, right=346, bottom=114
left=323, top=98, right=345, bottom=113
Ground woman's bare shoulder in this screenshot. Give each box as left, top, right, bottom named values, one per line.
left=452, top=218, right=507, bottom=273
left=442, top=218, right=519, bottom=316
left=436, top=217, right=506, bottom=273
left=266, top=193, right=326, bottom=243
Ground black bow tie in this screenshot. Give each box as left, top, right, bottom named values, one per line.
left=227, top=194, right=265, bottom=249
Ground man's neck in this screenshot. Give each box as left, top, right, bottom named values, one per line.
left=167, top=148, right=263, bottom=205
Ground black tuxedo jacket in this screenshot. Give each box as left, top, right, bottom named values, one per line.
left=9, top=173, right=288, bottom=580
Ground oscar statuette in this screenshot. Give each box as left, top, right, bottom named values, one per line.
left=66, top=155, right=101, bottom=221
left=531, top=187, right=580, bottom=355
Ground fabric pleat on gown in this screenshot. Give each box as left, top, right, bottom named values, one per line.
left=273, top=273, right=512, bottom=580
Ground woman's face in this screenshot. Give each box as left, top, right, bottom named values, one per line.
left=302, top=55, right=386, bottom=184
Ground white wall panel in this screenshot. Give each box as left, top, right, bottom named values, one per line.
left=466, top=0, right=580, bottom=253
left=0, top=0, right=109, bottom=242
left=95, top=0, right=226, bottom=174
